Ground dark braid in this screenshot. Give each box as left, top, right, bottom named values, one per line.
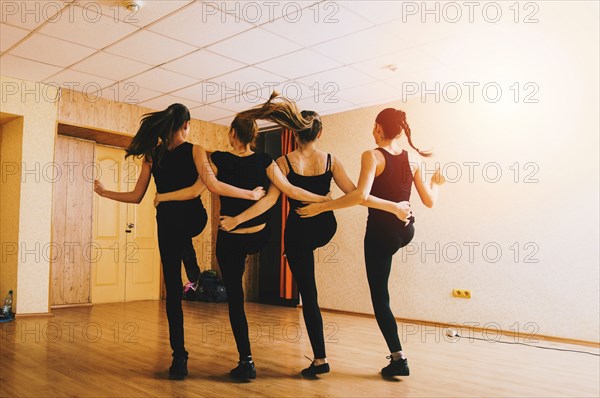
left=376, top=108, right=431, bottom=157
left=397, top=110, right=431, bottom=157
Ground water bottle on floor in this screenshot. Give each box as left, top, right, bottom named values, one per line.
left=2, top=290, right=13, bottom=318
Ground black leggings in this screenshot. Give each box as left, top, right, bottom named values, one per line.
left=284, top=212, right=337, bottom=359
left=364, top=222, right=415, bottom=353
left=216, top=226, right=270, bottom=359
left=156, top=208, right=207, bottom=359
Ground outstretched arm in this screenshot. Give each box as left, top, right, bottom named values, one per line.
left=330, top=154, right=412, bottom=222
left=94, top=159, right=152, bottom=204
left=297, top=150, right=378, bottom=217
left=219, top=183, right=282, bottom=231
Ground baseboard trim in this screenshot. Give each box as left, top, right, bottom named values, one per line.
left=309, top=306, right=600, bottom=348
left=51, top=303, right=93, bottom=309
left=15, top=312, right=55, bottom=318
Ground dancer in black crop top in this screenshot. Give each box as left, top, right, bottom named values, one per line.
left=298, top=108, right=445, bottom=378
left=94, top=103, right=265, bottom=381
left=219, top=110, right=419, bottom=378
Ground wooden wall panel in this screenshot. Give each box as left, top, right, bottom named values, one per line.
left=51, top=135, right=94, bottom=306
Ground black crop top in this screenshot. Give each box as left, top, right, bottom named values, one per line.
left=211, top=151, right=273, bottom=229
left=284, top=154, right=333, bottom=216
left=368, top=148, right=415, bottom=228
left=152, top=142, right=204, bottom=218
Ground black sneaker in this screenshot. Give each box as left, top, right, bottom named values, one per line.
left=230, top=361, right=256, bottom=380
left=169, top=357, right=188, bottom=380
left=301, top=361, right=330, bottom=377
left=381, top=356, right=410, bottom=377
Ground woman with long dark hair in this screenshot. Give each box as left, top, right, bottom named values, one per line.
left=298, top=108, right=445, bottom=377
left=93, top=103, right=265, bottom=380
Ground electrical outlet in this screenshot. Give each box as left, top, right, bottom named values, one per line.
left=452, top=289, right=472, bottom=299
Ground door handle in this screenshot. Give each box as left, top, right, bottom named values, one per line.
left=128, top=223, right=135, bottom=228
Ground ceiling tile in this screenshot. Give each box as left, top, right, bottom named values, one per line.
left=140, top=94, right=203, bottom=112
left=0, top=1, right=66, bottom=30
left=172, top=81, right=228, bottom=104
left=44, top=69, right=114, bottom=93
left=208, top=66, right=286, bottom=93
left=255, top=48, right=341, bottom=80
left=261, top=2, right=372, bottom=46
left=0, top=54, right=62, bottom=81
left=341, top=1, right=406, bottom=25
left=297, top=66, right=376, bottom=92
left=215, top=1, right=319, bottom=26
left=335, top=81, right=401, bottom=105
left=379, top=15, right=473, bottom=47
left=104, top=30, right=196, bottom=65
left=71, top=51, right=151, bottom=81
left=189, top=105, right=234, bottom=122
left=312, top=27, right=401, bottom=64
left=9, top=33, right=97, bottom=67
left=208, top=91, right=268, bottom=113
left=94, top=82, right=162, bottom=105
left=0, top=23, right=30, bottom=53
left=126, top=68, right=197, bottom=93
left=296, top=96, right=355, bottom=115
left=208, top=27, right=301, bottom=65
left=148, top=2, right=253, bottom=47
left=162, top=49, right=246, bottom=80
left=39, top=5, right=138, bottom=49
left=351, top=48, right=442, bottom=80
left=75, top=0, right=193, bottom=28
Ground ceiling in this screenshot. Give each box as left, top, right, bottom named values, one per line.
left=0, top=0, right=565, bottom=126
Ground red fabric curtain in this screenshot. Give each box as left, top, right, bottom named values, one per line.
left=280, top=129, right=297, bottom=300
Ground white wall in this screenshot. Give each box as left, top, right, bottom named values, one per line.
left=314, top=2, right=599, bottom=342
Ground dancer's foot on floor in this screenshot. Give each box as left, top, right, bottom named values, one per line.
left=169, top=357, right=188, bottom=380
left=230, top=357, right=256, bottom=380
left=381, top=356, right=409, bottom=377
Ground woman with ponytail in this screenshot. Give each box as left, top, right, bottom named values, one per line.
left=298, top=108, right=445, bottom=377
left=93, top=103, right=265, bottom=380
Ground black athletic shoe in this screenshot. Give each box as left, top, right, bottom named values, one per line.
left=381, top=356, right=410, bottom=377
left=230, top=361, right=256, bottom=380
left=169, top=357, right=188, bottom=380
left=301, top=361, right=330, bottom=377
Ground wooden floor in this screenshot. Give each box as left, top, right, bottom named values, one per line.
left=1, top=301, right=598, bottom=397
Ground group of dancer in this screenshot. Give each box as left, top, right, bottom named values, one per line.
left=93, top=92, right=445, bottom=381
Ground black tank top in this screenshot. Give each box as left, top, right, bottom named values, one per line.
left=211, top=151, right=273, bottom=229
left=368, top=148, right=414, bottom=229
left=152, top=142, right=204, bottom=219
left=285, top=153, right=333, bottom=215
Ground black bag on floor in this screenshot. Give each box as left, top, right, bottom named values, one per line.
left=183, top=270, right=227, bottom=303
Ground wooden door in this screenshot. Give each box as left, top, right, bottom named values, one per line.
left=92, top=145, right=127, bottom=303
left=92, top=144, right=160, bottom=303
left=50, top=135, right=94, bottom=306
left=124, top=157, right=160, bottom=301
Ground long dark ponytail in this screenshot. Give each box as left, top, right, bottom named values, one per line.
left=375, top=108, right=431, bottom=157
left=125, top=103, right=190, bottom=164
